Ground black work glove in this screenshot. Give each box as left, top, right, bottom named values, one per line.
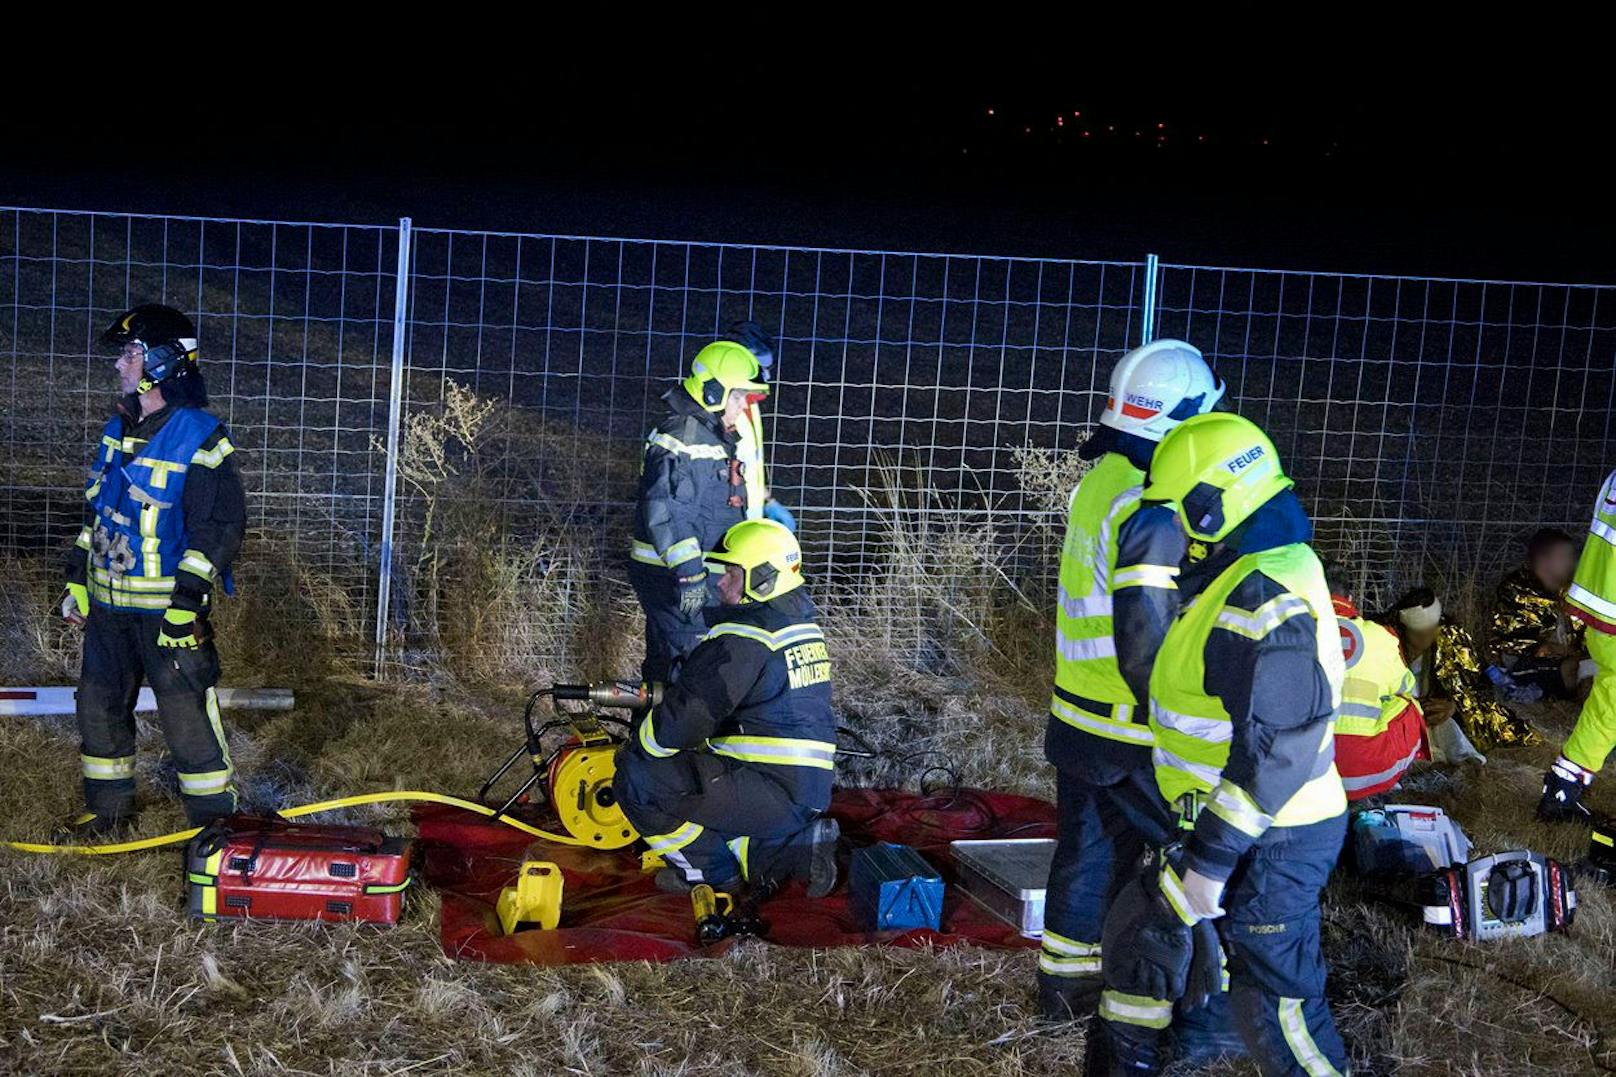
left=1102, top=872, right=1193, bottom=1002
left=1181, top=917, right=1226, bottom=1012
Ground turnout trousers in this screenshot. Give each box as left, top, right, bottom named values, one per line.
left=614, top=746, right=824, bottom=887
left=1102, top=815, right=1350, bottom=1076
left=1039, top=763, right=1175, bottom=998
left=628, top=561, right=707, bottom=685
left=76, top=606, right=236, bottom=826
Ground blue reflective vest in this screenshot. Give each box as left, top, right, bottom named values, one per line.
left=84, top=407, right=226, bottom=613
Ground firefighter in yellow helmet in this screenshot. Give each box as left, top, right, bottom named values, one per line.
left=1543, top=468, right=1616, bottom=821
left=615, top=519, right=839, bottom=895
left=1092, top=414, right=1350, bottom=1076
left=629, top=340, right=768, bottom=683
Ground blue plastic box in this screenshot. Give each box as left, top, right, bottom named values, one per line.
left=849, top=843, right=945, bottom=932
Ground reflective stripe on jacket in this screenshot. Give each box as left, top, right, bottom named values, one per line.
left=1050, top=453, right=1153, bottom=743
left=1150, top=543, right=1346, bottom=849
left=630, top=388, right=748, bottom=574
left=1334, top=600, right=1419, bottom=738
left=630, top=590, right=835, bottom=806
left=85, top=407, right=228, bottom=612
left=1568, top=467, right=1616, bottom=634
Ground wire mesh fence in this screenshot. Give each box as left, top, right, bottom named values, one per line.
left=0, top=207, right=400, bottom=634
left=4, top=203, right=1613, bottom=675
left=1154, top=265, right=1616, bottom=609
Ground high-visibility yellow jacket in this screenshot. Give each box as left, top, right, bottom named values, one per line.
left=1148, top=512, right=1345, bottom=880
left=1567, top=467, right=1616, bottom=635
left=1333, top=597, right=1419, bottom=738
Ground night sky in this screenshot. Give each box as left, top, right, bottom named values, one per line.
left=4, top=30, right=1609, bottom=282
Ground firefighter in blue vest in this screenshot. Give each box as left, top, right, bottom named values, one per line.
left=1094, top=413, right=1350, bottom=1076
left=629, top=341, right=769, bottom=683
left=615, top=519, right=840, bottom=895
left=56, top=304, right=247, bottom=838
left=1040, top=340, right=1225, bottom=1026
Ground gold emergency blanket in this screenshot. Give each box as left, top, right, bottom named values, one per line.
left=1427, top=622, right=1541, bottom=749
left=1488, top=568, right=1583, bottom=663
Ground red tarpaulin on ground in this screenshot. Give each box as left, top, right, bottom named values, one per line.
left=412, top=788, right=1055, bottom=965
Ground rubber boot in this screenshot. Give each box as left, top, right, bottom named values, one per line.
left=1169, top=991, right=1249, bottom=1065
left=805, top=817, right=841, bottom=898
left=52, top=809, right=137, bottom=844
left=1037, top=971, right=1101, bottom=1022
left=1084, top=1016, right=1158, bottom=1075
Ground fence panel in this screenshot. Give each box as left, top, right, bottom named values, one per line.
left=386, top=230, right=1143, bottom=669
left=0, top=207, right=400, bottom=645
left=1155, top=264, right=1616, bottom=608
left=8, top=201, right=1613, bottom=676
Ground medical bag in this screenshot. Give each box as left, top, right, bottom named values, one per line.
left=185, top=814, right=412, bottom=925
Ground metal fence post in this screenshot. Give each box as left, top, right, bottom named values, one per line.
left=373, top=216, right=412, bottom=678
left=1141, top=252, right=1159, bottom=346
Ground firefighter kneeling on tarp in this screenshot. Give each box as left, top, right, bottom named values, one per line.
left=614, top=519, right=840, bottom=896
left=1092, top=414, right=1350, bottom=1077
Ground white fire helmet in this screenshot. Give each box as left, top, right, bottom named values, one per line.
left=1099, top=339, right=1225, bottom=442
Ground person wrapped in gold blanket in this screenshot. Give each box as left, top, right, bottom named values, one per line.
left=1487, top=528, right=1592, bottom=702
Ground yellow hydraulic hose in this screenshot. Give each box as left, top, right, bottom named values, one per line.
left=2, top=790, right=585, bottom=855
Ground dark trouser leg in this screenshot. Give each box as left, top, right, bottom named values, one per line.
left=1041, top=765, right=1174, bottom=1015
left=76, top=607, right=142, bottom=817
left=616, top=748, right=813, bottom=886
left=1219, top=817, right=1349, bottom=1077
left=629, top=563, right=707, bottom=685
left=1038, top=770, right=1109, bottom=1008
left=137, top=616, right=236, bottom=826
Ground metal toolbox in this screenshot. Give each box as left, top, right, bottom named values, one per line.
left=950, top=838, right=1055, bottom=938
left=849, top=842, right=944, bottom=932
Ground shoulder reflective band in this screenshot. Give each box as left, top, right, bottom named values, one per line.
left=703, top=622, right=824, bottom=651
left=1214, top=594, right=1311, bottom=640
left=648, top=431, right=728, bottom=461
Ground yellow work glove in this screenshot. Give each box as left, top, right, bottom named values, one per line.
left=59, top=583, right=89, bottom=625
left=157, top=607, right=202, bottom=649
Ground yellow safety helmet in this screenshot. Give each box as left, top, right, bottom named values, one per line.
left=705, top=519, right=804, bottom=602
left=683, top=341, right=769, bottom=413
left=1142, top=413, right=1293, bottom=542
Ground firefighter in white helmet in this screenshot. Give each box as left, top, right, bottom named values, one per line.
left=1040, top=339, right=1240, bottom=1060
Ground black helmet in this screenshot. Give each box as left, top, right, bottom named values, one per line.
left=102, top=304, right=199, bottom=388
left=726, top=320, right=775, bottom=380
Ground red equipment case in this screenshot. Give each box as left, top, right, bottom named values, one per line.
left=185, top=815, right=412, bottom=924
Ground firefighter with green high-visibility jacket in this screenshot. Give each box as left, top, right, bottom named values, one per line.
left=1039, top=339, right=1227, bottom=1038
left=1092, top=413, right=1350, bottom=1077
left=56, top=304, right=247, bottom=840
left=1543, top=468, right=1616, bottom=821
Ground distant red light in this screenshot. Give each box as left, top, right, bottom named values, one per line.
left=1157, top=122, right=1165, bottom=129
